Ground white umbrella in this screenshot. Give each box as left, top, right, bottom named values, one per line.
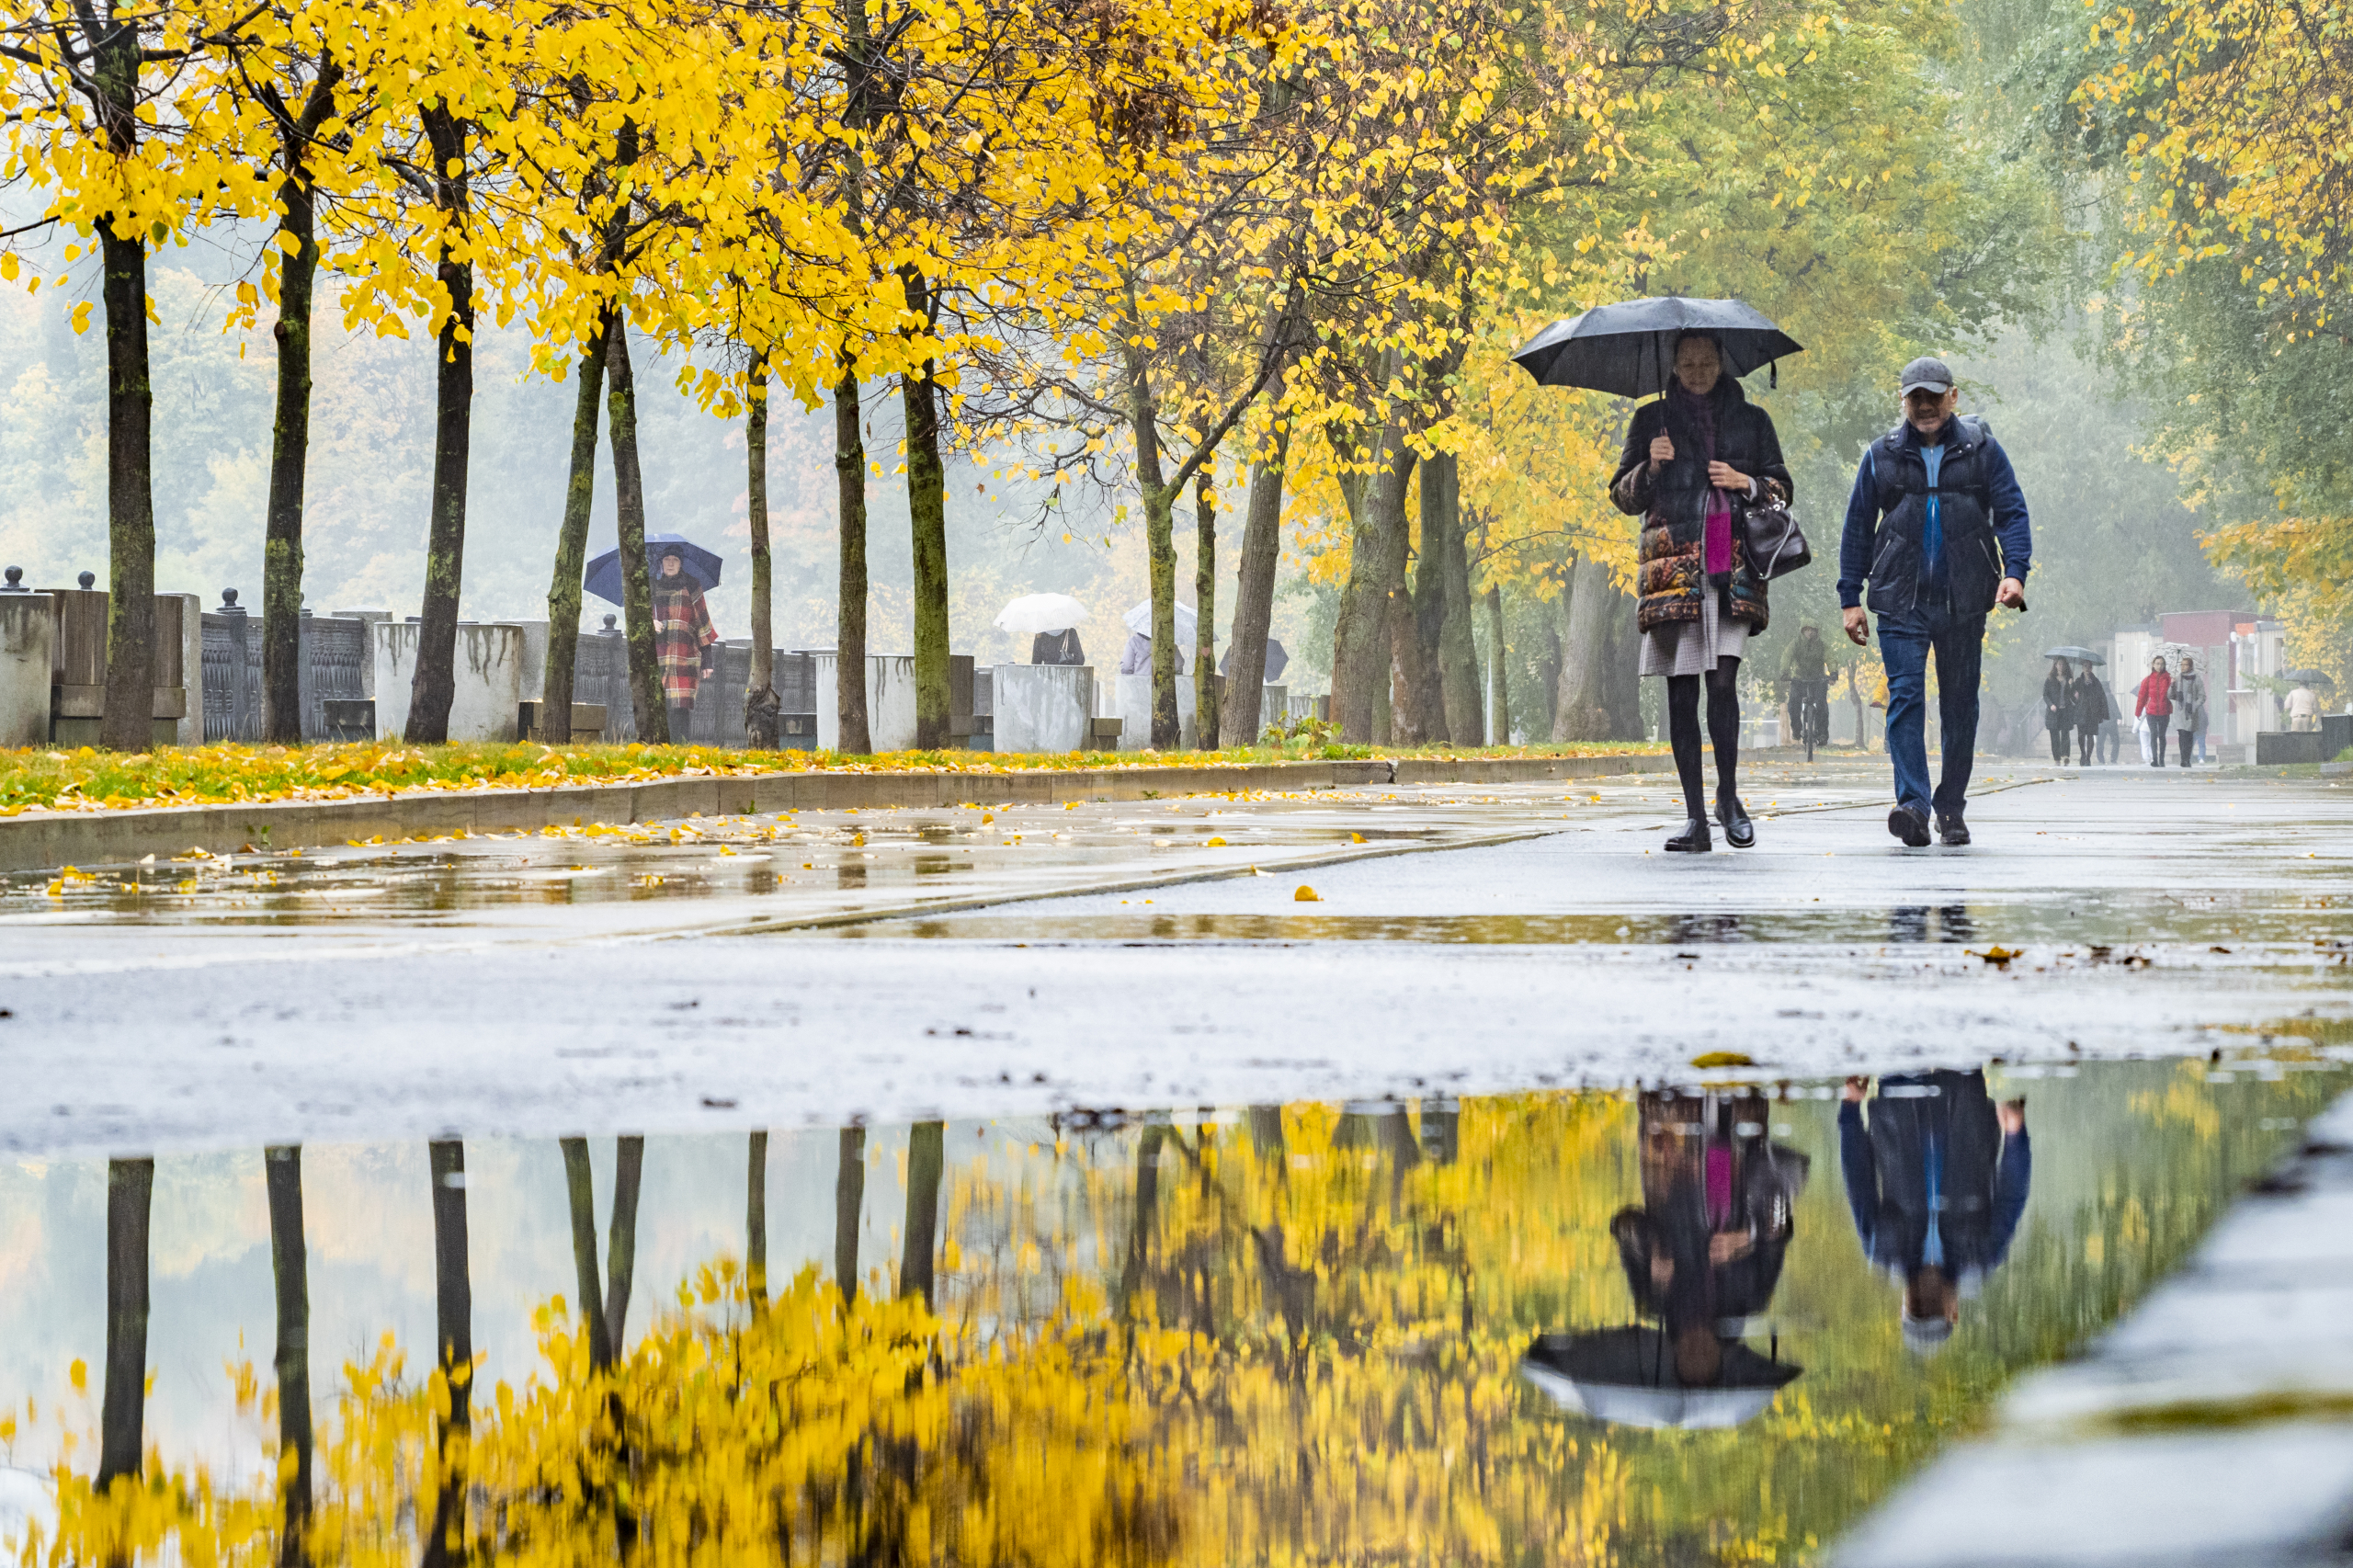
left=994, top=593, right=1089, bottom=635
left=1122, top=599, right=1199, bottom=644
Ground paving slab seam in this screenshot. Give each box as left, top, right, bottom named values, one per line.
left=0, top=754, right=1677, bottom=873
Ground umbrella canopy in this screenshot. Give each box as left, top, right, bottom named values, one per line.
left=1520, top=1328, right=1801, bottom=1431
left=1221, top=638, right=1289, bottom=683
left=1512, top=298, right=1804, bottom=397
left=2282, top=668, right=2336, bottom=688
left=2042, top=646, right=2105, bottom=665
left=994, top=593, right=1090, bottom=635
left=1122, top=599, right=1199, bottom=645
left=585, top=532, right=723, bottom=608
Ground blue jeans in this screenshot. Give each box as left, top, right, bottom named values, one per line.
left=1877, top=602, right=1985, bottom=819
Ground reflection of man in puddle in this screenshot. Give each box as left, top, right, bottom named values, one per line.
left=1840, top=1071, right=2029, bottom=1350
left=1612, top=1091, right=1811, bottom=1383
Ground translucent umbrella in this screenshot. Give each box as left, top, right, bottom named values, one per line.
left=1122, top=599, right=1199, bottom=644
left=994, top=594, right=1089, bottom=635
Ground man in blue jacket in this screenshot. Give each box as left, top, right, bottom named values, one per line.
left=1840, top=1071, right=2030, bottom=1351
left=1839, top=358, right=2034, bottom=846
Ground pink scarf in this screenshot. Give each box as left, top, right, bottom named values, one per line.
left=1669, top=381, right=1735, bottom=575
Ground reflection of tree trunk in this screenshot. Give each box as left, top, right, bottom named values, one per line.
left=422, top=1141, right=472, bottom=1568
left=1245, top=1105, right=1286, bottom=1160
left=899, top=1122, right=944, bottom=1308
left=604, top=1135, right=644, bottom=1351
left=835, top=1126, right=867, bottom=1305
left=265, top=1146, right=313, bottom=1564
left=559, top=1138, right=615, bottom=1370
left=746, top=1131, right=768, bottom=1311
left=1116, top=1123, right=1167, bottom=1316
left=99, top=1157, right=153, bottom=1491
left=1418, top=1098, right=1460, bottom=1165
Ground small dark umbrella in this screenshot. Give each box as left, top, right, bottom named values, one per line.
left=1512, top=297, right=1803, bottom=398
left=2282, top=668, right=2336, bottom=689
left=1520, top=1328, right=1801, bottom=1430
left=585, top=532, right=724, bottom=607
left=1221, top=638, right=1289, bottom=683
left=2042, top=646, right=2105, bottom=665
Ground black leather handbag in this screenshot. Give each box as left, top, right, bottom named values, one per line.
left=1741, top=494, right=1812, bottom=580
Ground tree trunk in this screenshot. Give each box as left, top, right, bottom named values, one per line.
left=1552, top=553, right=1614, bottom=741
left=265, top=1146, right=313, bottom=1565
left=1331, top=438, right=1415, bottom=743
left=1120, top=328, right=1184, bottom=750
left=541, top=312, right=609, bottom=736
left=1427, top=455, right=1482, bottom=744
left=606, top=323, right=665, bottom=744
left=1484, top=585, right=1508, bottom=745
left=1604, top=584, right=1643, bottom=739
left=1193, top=468, right=1218, bottom=748
left=745, top=1131, right=768, bottom=1310
left=834, top=1125, right=867, bottom=1304
left=901, top=270, right=949, bottom=752
left=422, top=1140, right=472, bottom=1568
left=745, top=359, right=779, bottom=748
left=559, top=1138, right=615, bottom=1370
left=404, top=249, right=473, bottom=744
left=603, top=1134, right=644, bottom=1351
left=1220, top=426, right=1289, bottom=745
left=900, top=1121, right=944, bottom=1309
left=97, top=223, right=156, bottom=754
left=1382, top=449, right=1436, bottom=744
left=98, top=1156, right=153, bottom=1491
left=833, top=368, right=871, bottom=755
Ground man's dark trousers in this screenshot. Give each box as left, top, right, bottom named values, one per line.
left=1878, top=599, right=1984, bottom=820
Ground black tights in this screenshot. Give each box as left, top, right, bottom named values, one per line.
left=1667, top=660, right=1740, bottom=824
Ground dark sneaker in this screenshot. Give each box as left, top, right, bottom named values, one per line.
left=1937, top=814, right=1971, bottom=846
left=1888, top=804, right=1931, bottom=847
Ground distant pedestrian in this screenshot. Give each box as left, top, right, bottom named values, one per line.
left=2134, top=654, right=2174, bottom=767
left=2042, top=659, right=2075, bottom=765
left=1030, top=627, right=1086, bottom=665
left=2172, top=656, right=2208, bottom=767
left=2100, top=677, right=2123, bottom=764
left=1840, top=1071, right=2030, bottom=1352
left=2070, top=665, right=2109, bottom=766
left=2287, top=679, right=2321, bottom=733
left=653, top=550, right=719, bottom=741
left=1839, top=357, right=2033, bottom=847
left=1610, top=330, right=1793, bottom=853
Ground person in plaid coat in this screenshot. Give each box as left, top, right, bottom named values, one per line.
left=654, top=551, right=718, bottom=739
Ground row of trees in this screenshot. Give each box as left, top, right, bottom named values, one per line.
left=5, top=0, right=2064, bottom=760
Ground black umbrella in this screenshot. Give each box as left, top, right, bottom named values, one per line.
left=2283, top=668, right=2336, bottom=689
left=2042, top=646, right=2104, bottom=666
left=1520, top=1327, right=1801, bottom=1430
left=1221, top=638, right=1289, bottom=683
left=1512, top=297, right=1803, bottom=397
left=585, top=532, right=724, bottom=607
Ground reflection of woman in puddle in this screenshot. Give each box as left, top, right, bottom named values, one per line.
left=1840, top=1071, right=2030, bottom=1352
left=1611, top=1091, right=1811, bottom=1384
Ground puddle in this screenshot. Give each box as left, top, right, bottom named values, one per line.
left=2, top=1055, right=2341, bottom=1562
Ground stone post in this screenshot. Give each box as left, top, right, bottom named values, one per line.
left=0, top=572, right=52, bottom=747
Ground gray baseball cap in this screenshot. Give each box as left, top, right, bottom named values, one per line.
left=1899, top=356, right=1955, bottom=396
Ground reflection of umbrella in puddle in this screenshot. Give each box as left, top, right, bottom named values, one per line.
left=1520, top=1328, right=1801, bottom=1429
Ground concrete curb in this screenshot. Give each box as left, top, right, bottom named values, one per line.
left=0, top=751, right=1671, bottom=872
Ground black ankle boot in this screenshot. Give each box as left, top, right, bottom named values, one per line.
left=1715, top=790, right=1755, bottom=848
left=1665, top=817, right=1713, bottom=853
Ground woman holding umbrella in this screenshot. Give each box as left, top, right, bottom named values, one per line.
left=2070, top=662, right=2109, bottom=766
left=2041, top=658, right=2075, bottom=766
left=654, top=550, right=719, bottom=739
left=1609, top=331, right=1793, bottom=851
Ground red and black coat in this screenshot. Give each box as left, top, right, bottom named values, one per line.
left=1609, top=377, right=1793, bottom=637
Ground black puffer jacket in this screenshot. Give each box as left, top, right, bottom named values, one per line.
left=1609, top=377, right=1793, bottom=636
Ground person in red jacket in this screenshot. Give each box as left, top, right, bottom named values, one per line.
left=2134, top=654, right=2174, bottom=768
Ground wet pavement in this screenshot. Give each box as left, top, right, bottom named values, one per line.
left=3, top=1062, right=2345, bottom=1562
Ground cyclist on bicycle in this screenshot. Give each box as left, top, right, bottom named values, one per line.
left=1782, top=625, right=1834, bottom=749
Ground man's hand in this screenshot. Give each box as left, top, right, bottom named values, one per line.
left=1843, top=1076, right=1870, bottom=1103
left=1995, top=576, right=2026, bottom=610
left=1842, top=606, right=1870, bottom=647
left=1996, top=1098, right=2026, bottom=1136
